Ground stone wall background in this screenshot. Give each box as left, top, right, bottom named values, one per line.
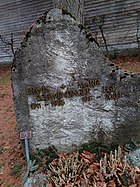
left=0, top=0, right=140, bottom=64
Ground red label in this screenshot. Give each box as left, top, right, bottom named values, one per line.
left=20, top=131, right=32, bottom=140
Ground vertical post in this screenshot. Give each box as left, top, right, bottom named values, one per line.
left=24, top=134, right=30, bottom=164
left=20, top=131, right=32, bottom=165
left=53, top=0, right=84, bottom=24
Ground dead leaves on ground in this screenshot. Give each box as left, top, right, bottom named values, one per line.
left=47, top=148, right=140, bottom=187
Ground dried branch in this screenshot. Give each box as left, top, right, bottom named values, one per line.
left=136, top=16, right=140, bottom=47
left=0, top=33, right=15, bottom=56
left=98, top=15, right=109, bottom=56
left=47, top=147, right=140, bottom=186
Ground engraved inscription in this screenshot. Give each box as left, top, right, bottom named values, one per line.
left=81, top=95, right=92, bottom=102
left=27, top=79, right=99, bottom=109
left=26, top=86, right=50, bottom=95
left=103, top=85, right=129, bottom=100
left=30, top=103, right=41, bottom=110
left=27, top=80, right=131, bottom=110
left=26, top=79, right=99, bottom=95
left=51, top=99, right=65, bottom=107
left=78, top=79, right=99, bottom=88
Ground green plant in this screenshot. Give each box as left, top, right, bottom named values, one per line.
left=11, top=163, right=24, bottom=177
left=0, top=75, right=10, bottom=85
left=124, top=139, right=140, bottom=151
left=6, top=184, right=12, bottom=187
left=31, top=146, right=58, bottom=171
left=0, top=146, right=4, bottom=155
left=79, top=141, right=119, bottom=161
left=22, top=160, right=39, bottom=184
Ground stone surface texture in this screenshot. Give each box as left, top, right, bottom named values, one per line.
left=128, top=148, right=140, bottom=168
left=12, top=9, right=140, bottom=152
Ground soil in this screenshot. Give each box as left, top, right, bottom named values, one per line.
left=0, top=66, right=25, bottom=187
left=0, top=56, right=139, bottom=186
left=111, top=53, right=140, bottom=73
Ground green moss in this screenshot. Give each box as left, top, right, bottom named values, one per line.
left=36, top=16, right=46, bottom=24
left=30, top=146, right=58, bottom=171
left=62, top=9, right=76, bottom=20
left=11, top=163, right=24, bottom=176
left=0, top=75, right=10, bottom=85
left=84, top=31, right=99, bottom=46
left=21, top=40, right=27, bottom=48
left=78, top=24, right=86, bottom=31
left=124, top=139, right=140, bottom=151
left=79, top=141, right=119, bottom=161
left=6, top=184, right=12, bottom=187
left=25, top=31, right=32, bottom=38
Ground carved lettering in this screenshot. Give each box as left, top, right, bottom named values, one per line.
left=26, top=86, right=50, bottom=95
left=78, top=88, right=90, bottom=95
left=78, top=81, right=83, bottom=88
left=51, top=99, right=65, bottom=107
left=36, top=94, right=46, bottom=101
left=46, top=93, right=56, bottom=101
left=78, top=79, right=99, bottom=88
left=103, top=85, right=128, bottom=100
left=105, top=93, right=117, bottom=100
left=41, top=86, right=50, bottom=93
left=78, top=81, right=89, bottom=88
left=82, top=95, right=92, bottom=102
left=30, top=103, right=41, bottom=110
left=54, top=91, right=63, bottom=99
left=88, top=79, right=99, bottom=87
left=64, top=89, right=78, bottom=98
left=105, top=86, right=116, bottom=93
left=27, top=79, right=100, bottom=108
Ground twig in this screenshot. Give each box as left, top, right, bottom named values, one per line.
left=98, top=15, right=109, bottom=56
left=0, top=33, right=15, bottom=56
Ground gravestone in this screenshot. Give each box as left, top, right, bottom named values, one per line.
left=12, top=9, right=140, bottom=152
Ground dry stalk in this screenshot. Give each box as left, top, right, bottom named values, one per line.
left=100, top=146, right=126, bottom=179
left=48, top=152, right=88, bottom=186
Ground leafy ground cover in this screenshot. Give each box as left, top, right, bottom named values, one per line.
left=0, top=66, right=25, bottom=187
left=110, top=51, right=140, bottom=73
left=0, top=54, right=140, bottom=186
left=26, top=143, right=140, bottom=187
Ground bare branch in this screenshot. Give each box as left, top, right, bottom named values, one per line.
left=0, top=33, right=15, bottom=56
left=99, top=16, right=108, bottom=56
left=0, top=35, right=7, bottom=44
left=10, top=33, right=15, bottom=56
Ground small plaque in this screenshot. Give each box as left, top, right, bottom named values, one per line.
left=20, top=131, right=32, bottom=140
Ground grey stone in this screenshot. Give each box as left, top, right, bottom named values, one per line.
left=12, top=9, right=140, bottom=152
left=127, top=148, right=140, bottom=168
left=24, top=173, right=48, bottom=187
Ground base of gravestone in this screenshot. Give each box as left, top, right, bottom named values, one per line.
left=127, top=148, right=140, bottom=168
left=24, top=173, right=48, bottom=187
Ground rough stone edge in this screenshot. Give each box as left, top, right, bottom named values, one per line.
left=11, top=8, right=140, bottom=80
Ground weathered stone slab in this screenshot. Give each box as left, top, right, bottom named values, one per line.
left=128, top=148, right=140, bottom=168
left=12, top=9, right=140, bottom=152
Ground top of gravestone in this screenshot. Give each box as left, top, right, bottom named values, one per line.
left=45, top=8, right=77, bottom=22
